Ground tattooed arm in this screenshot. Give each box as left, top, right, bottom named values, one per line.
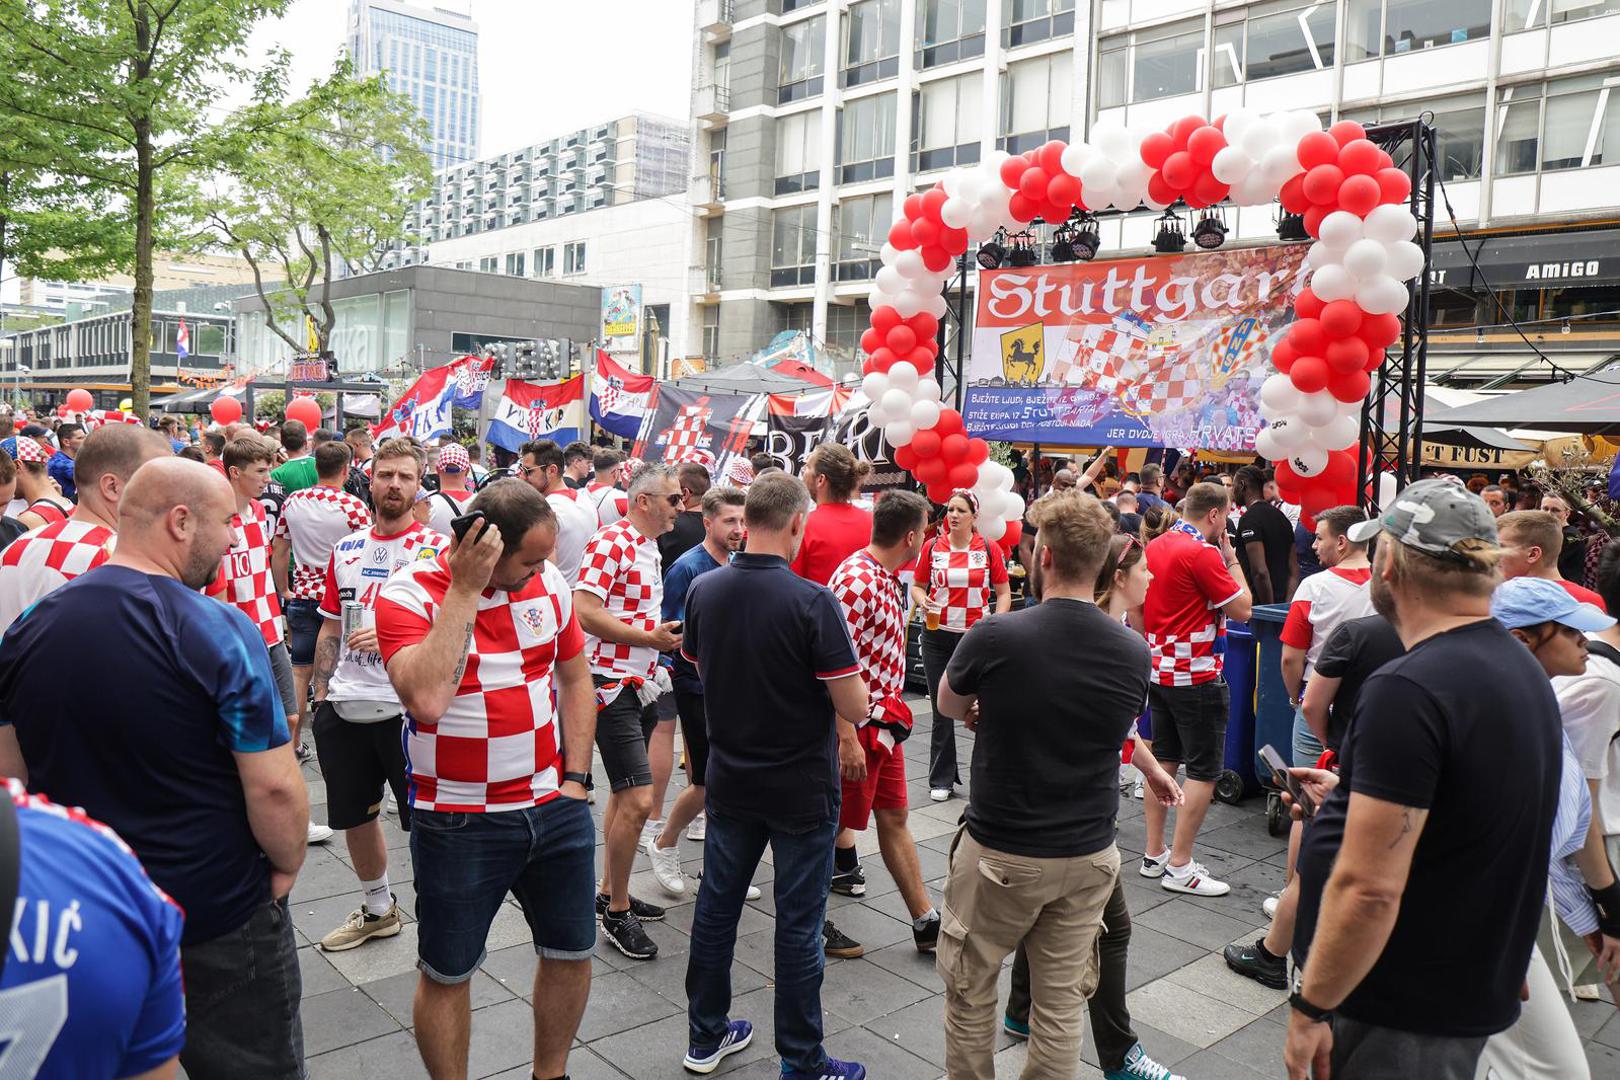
left=311, top=618, right=342, bottom=704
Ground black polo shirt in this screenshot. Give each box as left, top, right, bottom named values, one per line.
left=682, top=552, right=859, bottom=825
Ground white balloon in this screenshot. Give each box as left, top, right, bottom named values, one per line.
left=884, top=420, right=916, bottom=447
left=1241, top=121, right=1280, bottom=159
left=1279, top=110, right=1322, bottom=142
left=1059, top=142, right=1093, bottom=175
left=866, top=399, right=891, bottom=425
left=1377, top=472, right=1399, bottom=507
left=1307, top=241, right=1346, bottom=270
left=917, top=377, right=942, bottom=403
left=894, top=291, right=923, bottom=319
left=880, top=242, right=899, bottom=264
left=894, top=249, right=926, bottom=279
left=1211, top=146, right=1254, bottom=185
left=1224, top=108, right=1259, bottom=144
left=1003, top=492, right=1025, bottom=520
left=1261, top=144, right=1302, bottom=183
left=880, top=387, right=913, bottom=418
left=1254, top=427, right=1282, bottom=461
left=1268, top=414, right=1312, bottom=450
left=1289, top=444, right=1330, bottom=477
left=875, top=266, right=905, bottom=294
left=925, top=292, right=949, bottom=319
left=979, top=515, right=1007, bottom=543
left=1310, top=264, right=1356, bottom=303
left=1363, top=203, right=1417, bottom=244
left=1343, top=238, right=1389, bottom=280
left=1318, top=210, right=1364, bottom=249
left=861, top=372, right=890, bottom=402
left=1086, top=182, right=1118, bottom=211
left=909, top=398, right=941, bottom=430
left=1095, top=123, right=1132, bottom=161
left=1339, top=395, right=1366, bottom=417
left=1079, top=156, right=1118, bottom=190
left=1383, top=239, right=1425, bottom=282
left=1311, top=412, right=1361, bottom=451
left=1297, top=390, right=1339, bottom=427
left=941, top=198, right=973, bottom=230
left=1260, top=373, right=1302, bottom=412
left=1233, top=171, right=1274, bottom=205
left=866, top=286, right=889, bottom=311
left=956, top=171, right=984, bottom=204
left=887, top=360, right=920, bottom=393
left=1356, top=275, right=1410, bottom=317
left=969, top=206, right=1003, bottom=239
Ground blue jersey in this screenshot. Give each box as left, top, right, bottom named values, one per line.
left=0, top=780, right=185, bottom=1078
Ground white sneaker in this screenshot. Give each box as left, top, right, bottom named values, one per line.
left=929, top=788, right=952, bottom=802
left=695, top=870, right=761, bottom=901
left=307, top=823, right=334, bottom=844
left=1162, top=860, right=1230, bottom=896
left=641, top=817, right=663, bottom=851
left=687, top=813, right=707, bottom=841
left=648, top=839, right=687, bottom=897
left=1139, top=849, right=1170, bottom=878
left=1263, top=894, right=1280, bottom=920
left=1132, top=778, right=1144, bottom=800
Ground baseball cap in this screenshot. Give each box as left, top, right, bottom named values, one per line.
left=436, top=444, right=469, bottom=474
left=1346, top=477, right=1498, bottom=559
left=724, top=457, right=754, bottom=488
left=1491, top=576, right=1616, bottom=633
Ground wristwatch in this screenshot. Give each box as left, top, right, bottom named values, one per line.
left=1289, top=991, right=1333, bottom=1024
left=562, top=771, right=591, bottom=788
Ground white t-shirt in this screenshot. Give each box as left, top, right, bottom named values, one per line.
left=545, top=487, right=597, bottom=585
left=1558, top=644, right=1620, bottom=829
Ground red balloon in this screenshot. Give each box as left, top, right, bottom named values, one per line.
left=947, top=462, right=979, bottom=489
left=1271, top=340, right=1299, bottom=373
left=999, top=155, right=1030, bottom=189
left=1008, top=192, right=1037, bottom=222
left=966, top=438, right=990, bottom=465
left=1161, top=151, right=1196, bottom=191
left=862, top=358, right=880, bottom=376
left=903, top=193, right=925, bottom=220
left=1288, top=317, right=1327, bottom=355
left=1169, top=115, right=1206, bottom=151
left=1300, top=484, right=1339, bottom=517
left=285, top=396, right=322, bottom=429
left=1290, top=356, right=1330, bottom=394
left=1191, top=173, right=1230, bottom=206
left=1328, top=120, right=1366, bottom=147
left=1363, top=348, right=1387, bottom=373
left=1302, top=164, right=1345, bottom=205
left=1037, top=140, right=1066, bottom=175
left=1320, top=299, right=1364, bottom=338
left=915, top=457, right=948, bottom=485
left=1274, top=460, right=1303, bottom=491
left=1294, top=287, right=1325, bottom=320
left=1188, top=125, right=1227, bottom=167
left=888, top=220, right=917, bottom=250
left=906, top=345, right=936, bottom=369
left=1278, top=174, right=1310, bottom=215
left=1375, top=167, right=1411, bottom=205
left=861, top=328, right=883, bottom=354
left=926, top=481, right=955, bottom=505
left=911, top=216, right=941, bottom=248
left=1325, top=336, right=1371, bottom=374
left=1036, top=200, right=1067, bottom=224
left=1146, top=172, right=1178, bottom=206
left=893, top=445, right=918, bottom=471
left=1303, top=205, right=1329, bottom=238
left=869, top=347, right=897, bottom=372
left=1337, top=174, right=1381, bottom=216
left=872, top=307, right=902, bottom=333
left=939, top=226, right=969, bottom=255
left=1139, top=131, right=1175, bottom=169
left=65, top=388, right=94, bottom=412
left=1337, top=139, right=1383, bottom=176
left=210, top=395, right=243, bottom=425
left=1357, top=312, right=1402, bottom=349
left=922, top=188, right=949, bottom=218
left=1327, top=367, right=1371, bottom=404
left=1000, top=520, right=1023, bottom=553
left=1019, top=167, right=1050, bottom=199
left=887, top=325, right=918, bottom=354
left=940, top=433, right=969, bottom=463
left=922, top=246, right=953, bottom=273
left=934, top=408, right=965, bottom=438
left=1047, top=173, right=1081, bottom=208
left=1322, top=450, right=1357, bottom=491
left=910, top=428, right=942, bottom=459
left=909, top=312, right=939, bottom=340
left=1374, top=149, right=1394, bottom=170
left=1296, top=131, right=1341, bottom=171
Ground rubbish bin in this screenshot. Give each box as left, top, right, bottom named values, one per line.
left=1220, top=619, right=1260, bottom=804
left=1248, top=602, right=1296, bottom=835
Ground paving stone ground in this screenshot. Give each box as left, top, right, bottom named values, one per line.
left=278, top=699, right=1620, bottom=1079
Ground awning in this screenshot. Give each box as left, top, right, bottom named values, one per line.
left=1429, top=227, right=1620, bottom=291
left=1426, top=360, right=1620, bottom=434
left=665, top=361, right=827, bottom=396
left=1425, top=350, right=1620, bottom=387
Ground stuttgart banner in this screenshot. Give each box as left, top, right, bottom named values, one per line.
left=964, top=245, right=1310, bottom=449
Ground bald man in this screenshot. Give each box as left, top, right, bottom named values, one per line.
left=0, top=457, right=311, bottom=1078
left=0, top=423, right=169, bottom=633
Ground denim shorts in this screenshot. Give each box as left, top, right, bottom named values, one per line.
left=411, top=795, right=597, bottom=983
left=284, top=598, right=323, bottom=667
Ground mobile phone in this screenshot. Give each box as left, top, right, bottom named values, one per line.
left=1260, top=744, right=1315, bottom=817
left=667, top=621, right=683, bottom=634
left=450, top=510, right=486, bottom=543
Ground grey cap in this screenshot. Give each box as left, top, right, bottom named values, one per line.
left=1346, top=477, right=1498, bottom=558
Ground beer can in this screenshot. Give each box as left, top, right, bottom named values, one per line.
left=342, top=600, right=365, bottom=639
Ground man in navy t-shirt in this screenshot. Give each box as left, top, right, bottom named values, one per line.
left=0, top=457, right=310, bottom=1079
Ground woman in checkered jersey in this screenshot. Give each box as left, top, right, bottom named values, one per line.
left=908, top=490, right=1012, bottom=802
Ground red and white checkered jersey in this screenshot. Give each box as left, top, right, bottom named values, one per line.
left=588, top=484, right=629, bottom=529
left=274, top=485, right=372, bottom=601
left=575, top=518, right=663, bottom=680
left=828, top=549, right=907, bottom=723
left=319, top=521, right=449, bottom=705
left=546, top=487, right=597, bottom=585
left=375, top=556, right=585, bottom=813
left=1279, top=566, right=1374, bottom=674
left=0, top=518, right=116, bottom=633
left=1142, top=529, right=1243, bottom=687
left=206, top=500, right=284, bottom=647
left=916, top=534, right=1008, bottom=633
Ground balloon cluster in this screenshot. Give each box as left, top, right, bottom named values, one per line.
left=1140, top=109, right=1322, bottom=210
left=1278, top=124, right=1412, bottom=240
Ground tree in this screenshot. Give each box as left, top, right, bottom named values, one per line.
left=202, top=58, right=431, bottom=368
left=0, top=0, right=291, bottom=415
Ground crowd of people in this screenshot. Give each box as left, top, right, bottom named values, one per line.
left=0, top=404, right=1616, bottom=1080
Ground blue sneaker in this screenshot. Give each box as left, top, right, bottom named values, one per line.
left=1003, top=1013, right=1029, bottom=1039
left=781, top=1057, right=866, bottom=1080
left=1103, top=1042, right=1185, bottom=1080
left=683, top=1019, right=753, bottom=1074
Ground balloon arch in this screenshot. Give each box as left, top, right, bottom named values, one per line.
left=857, top=108, right=1425, bottom=549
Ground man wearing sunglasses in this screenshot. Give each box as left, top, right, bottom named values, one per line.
left=518, top=439, right=597, bottom=585
left=575, top=463, right=685, bottom=961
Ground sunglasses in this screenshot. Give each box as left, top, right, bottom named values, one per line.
left=516, top=461, right=540, bottom=476
left=644, top=492, right=683, bottom=507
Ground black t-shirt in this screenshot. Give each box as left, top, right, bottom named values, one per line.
left=1311, top=614, right=1405, bottom=750
left=1235, top=501, right=1294, bottom=604
left=683, top=553, right=858, bottom=825
left=658, top=510, right=705, bottom=571
left=1293, top=620, right=1560, bottom=1037
left=946, top=598, right=1150, bottom=858
left=0, top=516, right=27, bottom=553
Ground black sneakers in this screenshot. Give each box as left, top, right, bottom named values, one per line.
left=596, top=892, right=667, bottom=923
left=823, top=920, right=864, bottom=959
left=1223, top=938, right=1287, bottom=989
left=913, top=915, right=941, bottom=954
left=601, top=907, right=658, bottom=961
left=829, top=865, right=866, bottom=897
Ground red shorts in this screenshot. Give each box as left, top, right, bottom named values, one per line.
left=839, top=743, right=908, bottom=831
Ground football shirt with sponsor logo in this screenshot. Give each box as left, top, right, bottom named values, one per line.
left=319, top=521, right=448, bottom=707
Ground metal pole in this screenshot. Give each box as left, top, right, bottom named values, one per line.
left=954, top=255, right=967, bottom=414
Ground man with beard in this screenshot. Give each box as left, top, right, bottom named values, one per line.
left=0, top=457, right=311, bottom=1078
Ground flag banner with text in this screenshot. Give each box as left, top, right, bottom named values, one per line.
left=485, top=375, right=586, bottom=453
left=965, top=245, right=1309, bottom=450
left=632, top=385, right=765, bottom=481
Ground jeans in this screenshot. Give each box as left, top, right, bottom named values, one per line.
left=686, top=805, right=837, bottom=1073
left=284, top=598, right=323, bottom=667
left=1291, top=706, right=1326, bottom=769
left=180, top=896, right=304, bottom=1079
left=1007, top=877, right=1137, bottom=1071
left=921, top=628, right=965, bottom=790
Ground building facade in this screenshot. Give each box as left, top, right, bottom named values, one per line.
left=684, top=0, right=1620, bottom=387
left=348, top=0, right=481, bottom=170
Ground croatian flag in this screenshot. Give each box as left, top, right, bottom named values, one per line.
left=176, top=320, right=190, bottom=360
left=590, top=350, right=654, bottom=439
left=370, top=363, right=458, bottom=443
left=485, top=375, right=586, bottom=453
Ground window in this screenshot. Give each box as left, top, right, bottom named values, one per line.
left=1507, top=0, right=1620, bottom=30
left=917, top=0, right=986, bottom=68
left=1213, top=0, right=1336, bottom=87
left=702, top=305, right=721, bottom=359
left=780, top=0, right=821, bottom=10
left=1495, top=75, right=1620, bottom=176
left=834, top=192, right=894, bottom=280
left=914, top=72, right=983, bottom=171
left=1343, top=95, right=1485, bottom=181
left=1134, top=21, right=1204, bottom=103
left=1004, top=0, right=1074, bottom=47
left=1000, top=53, right=1071, bottom=153
left=705, top=217, right=724, bottom=290
left=479, top=256, right=498, bottom=273
left=843, top=0, right=900, bottom=87
left=1347, top=0, right=1492, bottom=60
left=564, top=241, right=587, bottom=275
left=826, top=301, right=875, bottom=353
left=838, top=93, right=897, bottom=182
left=505, top=252, right=525, bottom=276
left=772, top=204, right=818, bottom=287
left=533, top=247, right=555, bottom=277
left=779, top=15, right=827, bottom=104
left=776, top=110, right=823, bottom=194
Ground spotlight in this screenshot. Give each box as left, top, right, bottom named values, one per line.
left=1277, top=211, right=1309, bottom=242
left=1072, top=212, right=1100, bottom=261
left=976, top=229, right=1007, bottom=270
left=1008, top=230, right=1038, bottom=268
left=1192, top=209, right=1227, bottom=250
left=1050, top=228, right=1075, bottom=263
left=1152, top=210, right=1186, bottom=254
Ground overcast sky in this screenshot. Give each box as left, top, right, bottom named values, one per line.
left=239, top=0, right=694, bottom=160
